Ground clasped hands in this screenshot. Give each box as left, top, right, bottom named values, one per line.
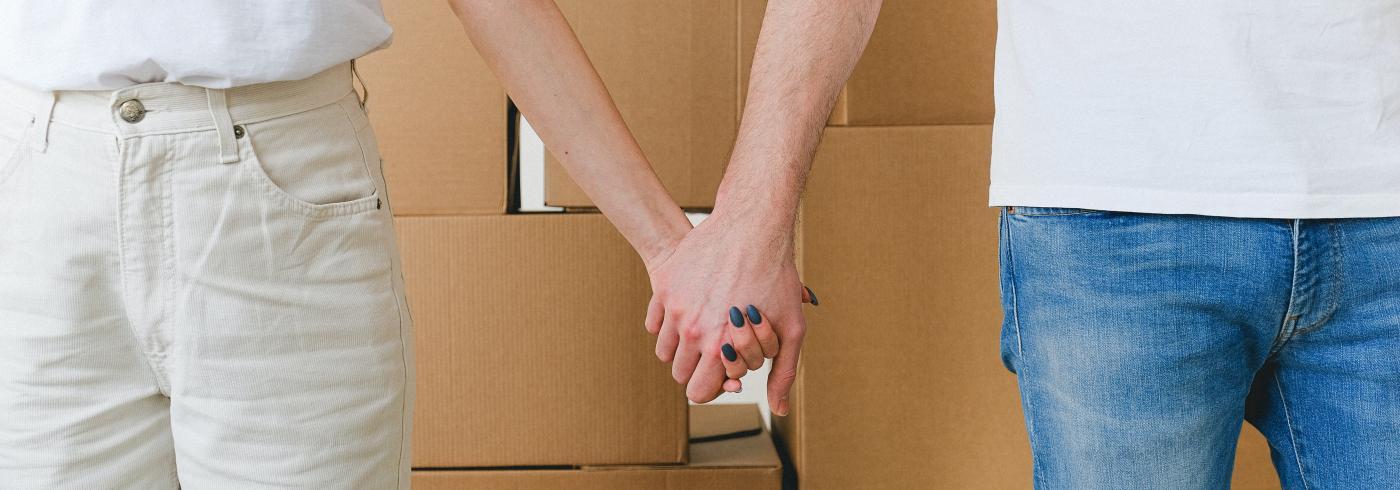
left=639, top=207, right=813, bottom=415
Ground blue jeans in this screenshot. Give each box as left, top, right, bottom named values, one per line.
left=997, top=206, right=1400, bottom=489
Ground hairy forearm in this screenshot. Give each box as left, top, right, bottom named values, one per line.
left=716, top=0, right=882, bottom=232
left=447, top=0, right=691, bottom=266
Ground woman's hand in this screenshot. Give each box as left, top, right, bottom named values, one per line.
left=643, top=209, right=811, bottom=414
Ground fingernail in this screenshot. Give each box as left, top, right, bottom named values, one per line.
left=746, top=305, right=762, bottom=324
left=776, top=398, right=789, bottom=416
left=722, top=343, right=738, bottom=362
left=729, top=306, right=744, bottom=327
left=805, top=286, right=819, bottom=306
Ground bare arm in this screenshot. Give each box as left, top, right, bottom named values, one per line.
left=720, top=0, right=881, bottom=222
left=446, top=0, right=691, bottom=268
left=646, top=0, right=882, bottom=412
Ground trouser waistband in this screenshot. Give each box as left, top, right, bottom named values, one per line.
left=0, top=62, right=359, bottom=161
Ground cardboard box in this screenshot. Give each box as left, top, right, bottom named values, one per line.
left=359, top=0, right=512, bottom=215
left=543, top=0, right=741, bottom=210
left=777, top=125, right=1015, bottom=488
left=779, top=126, right=1279, bottom=487
left=742, top=0, right=996, bottom=126
left=1233, top=426, right=1282, bottom=489
left=396, top=214, right=686, bottom=467
left=412, top=404, right=781, bottom=489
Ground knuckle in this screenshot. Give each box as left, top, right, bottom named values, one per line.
left=707, top=345, right=724, bottom=359
left=770, top=370, right=797, bottom=388
left=758, top=334, right=780, bottom=349
left=680, top=325, right=705, bottom=342
left=730, top=333, right=754, bottom=349
left=686, top=385, right=708, bottom=403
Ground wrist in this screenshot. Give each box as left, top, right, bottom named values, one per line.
left=707, top=204, right=798, bottom=253
left=637, top=210, right=693, bottom=271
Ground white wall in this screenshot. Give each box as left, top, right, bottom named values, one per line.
left=519, top=119, right=773, bottom=425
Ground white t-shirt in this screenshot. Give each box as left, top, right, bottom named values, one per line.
left=0, top=2, right=393, bottom=91
left=988, top=1, right=1400, bottom=218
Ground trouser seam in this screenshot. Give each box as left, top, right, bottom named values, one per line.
left=112, top=136, right=169, bottom=396
left=1002, top=210, right=1046, bottom=488
left=378, top=182, right=410, bottom=489
left=1274, top=375, right=1311, bottom=490
left=1004, top=209, right=1024, bottom=356
left=1268, top=220, right=1303, bottom=359
left=1292, top=223, right=1344, bottom=337
left=155, top=136, right=176, bottom=395
left=393, top=267, right=408, bottom=490
left=334, top=98, right=378, bottom=201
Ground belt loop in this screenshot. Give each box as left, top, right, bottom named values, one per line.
left=32, top=92, right=56, bottom=153
left=205, top=88, right=240, bottom=164
left=350, top=59, right=369, bottom=111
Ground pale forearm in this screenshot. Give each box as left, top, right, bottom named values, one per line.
left=447, top=0, right=691, bottom=266
left=716, top=0, right=882, bottom=232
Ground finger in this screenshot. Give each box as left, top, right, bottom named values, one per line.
left=670, top=320, right=703, bottom=385
left=727, top=306, right=765, bottom=370
left=766, top=320, right=806, bottom=416
left=686, top=347, right=726, bottom=403
left=720, top=341, right=746, bottom=380
left=644, top=295, right=664, bottom=335
left=655, top=308, right=680, bottom=363
left=723, top=378, right=743, bottom=393
left=740, top=304, right=779, bottom=359
left=801, top=285, right=818, bottom=306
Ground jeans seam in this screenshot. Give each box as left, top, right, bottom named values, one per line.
left=1268, top=220, right=1303, bottom=358
left=1274, top=375, right=1311, bottom=490
left=1293, top=223, right=1344, bottom=337
left=1004, top=209, right=1024, bottom=357
left=1003, top=209, right=1046, bottom=487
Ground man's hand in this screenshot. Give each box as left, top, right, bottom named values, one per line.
left=644, top=208, right=809, bottom=414
left=648, top=0, right=878, bottom=412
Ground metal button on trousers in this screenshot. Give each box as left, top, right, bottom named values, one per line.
left=118, top=99, right=145, bottom=123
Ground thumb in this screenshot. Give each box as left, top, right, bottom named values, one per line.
left=644, top=294, right=663, bottom=335
left=766, top=328, right=805, bottom=416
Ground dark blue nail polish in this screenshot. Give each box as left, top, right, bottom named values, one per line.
left=806, top=286, right=819, bottom=306
left=746, top=305, right=762, bottom=324
left=722, top=343, right=738, bottom=362
left=729, top=306, right=744, bottom=327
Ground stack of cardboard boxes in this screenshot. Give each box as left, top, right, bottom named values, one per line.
left=773, top=1, right=1283, bottom=488
left=359, top=0, right=780, bottom=487
left=363, top=0, right=1282, bottom=487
